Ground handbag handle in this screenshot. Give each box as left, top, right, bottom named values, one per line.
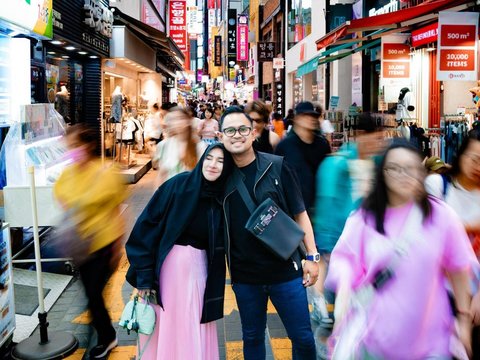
left=233, top=168, right=256, bottom=213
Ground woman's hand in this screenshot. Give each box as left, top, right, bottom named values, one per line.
left=457, top=314, right=473, bottom=358
left=471, top=290, right=480, bottom=326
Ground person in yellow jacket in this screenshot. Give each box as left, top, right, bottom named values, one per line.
left=54, top=124, right=128, bottom=359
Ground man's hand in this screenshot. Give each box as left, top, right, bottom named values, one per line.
left=302, top=260, right=319, bottom=287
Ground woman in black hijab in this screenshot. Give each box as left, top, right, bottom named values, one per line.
left=126, top=143, right=232, bottom=360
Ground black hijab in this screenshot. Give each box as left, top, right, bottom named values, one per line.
left=200, top=143, right=233, bottom=199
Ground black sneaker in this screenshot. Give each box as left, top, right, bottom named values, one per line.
left=89, top=337, right=118, bottom=358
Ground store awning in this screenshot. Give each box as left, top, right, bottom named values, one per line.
left=112, top=7, right=184, bottom=70
left=297, top=37, right=382, bottom=76
left=316, top=0, right=473, bottom=50
left=297, top=57, right=320, bottom=77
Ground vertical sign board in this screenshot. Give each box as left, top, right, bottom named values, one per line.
left=169, top=0, right=188, bottom=52
left=214, top=35, right=222, bottom=66
left=381, top=34, right=411, bottom=102
left=437, top=11, right=478, bottom=81
left=257, top=42, right=275, bottom=62
left=227, top=9, right=237, bottom=80
left=142, top=0, right=163, bottom=31
left=237, top=15, right=249, bottom=61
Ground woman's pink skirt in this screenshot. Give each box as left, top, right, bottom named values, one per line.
left=138, top=245, right=219, bottom=360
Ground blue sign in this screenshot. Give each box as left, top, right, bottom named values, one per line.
left=330, top=96, right=340, bottom=109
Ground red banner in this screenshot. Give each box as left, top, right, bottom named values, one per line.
left=382, top=61, right=410, bottom=78
left=440, top=24, right=476, bottom=47
left=237, top=15, right=249, bottom=61
left=411, top=22, right=438, bottom=48
left=382, top=43, right=410, bottom=61
left=439, top=49, right=475, bottom=71
left=169, top=0, right=187, bottom=52
left=437, top=11, right=478, bottom=81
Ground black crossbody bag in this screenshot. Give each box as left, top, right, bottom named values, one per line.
left=233, top=169, right=304, bottom=260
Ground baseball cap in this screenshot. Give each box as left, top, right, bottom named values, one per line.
left=294, top=101, right=320, bottom=117
left=425, top=156, right=448, bottom=172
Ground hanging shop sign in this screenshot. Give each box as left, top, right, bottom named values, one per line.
left=227, top=9, right=237, bottom=67
left=53, top=0, right=110, bottom=57
left=273, top=58, right=285, bottom=69
left=237, top=15, right=249, bottom=62
left=275, top=82, right=285, bottom=115
left=1, top=0, right=53, bottom=38
left=214, top=35, right=222, bottom=66
left=411, top=22, right=438, bottom=48
left=169, top=0, right=188, bottom=52
left=187, top=6, right=203, bottom=35
left=381, top=34, right=411, bottom=102
left=258, top=42, right=275, bottom=62
left=437, top=11, right=478, bottom=82
left=141, top=0, right=165, bottom=32
left=84, top=0, right=113, bottom=38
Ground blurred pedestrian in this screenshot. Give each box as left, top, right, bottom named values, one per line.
left=245, top=100, right=280, bottom=153
left=218, top=106, right=319, bottom=360
left=424, top=156, right=450, bottom=199
left=426, top=131, right=480, bottom=357
left=54, top=124, right=127, bottom=358
left=284, top=108, right=294, bottom=132
left=328, top=140, right=474, bottom=359
left=272, top=112, right=285, bottom=138
left=275, top=101, right=330, bottom=213
left=213, top=104, right=223, bottom=122
left=143, top=103, right=163, bottom=157
left=197, top=106, right=219, bottom=145
left=126, top=144, right=232, bottom=360
left=313, top=113, right=388, bottom=332
left=153, top=107, right=206, bottom=185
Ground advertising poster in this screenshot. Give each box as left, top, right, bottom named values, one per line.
left=381, top=34, right=411, bottom=102
left=1, top=0, right=53, bottom=38
left=437, top=11, right=478, bottom=81
left=0, top=226, right=15, bottom=347
left=169, top=0, right=188, bottom=52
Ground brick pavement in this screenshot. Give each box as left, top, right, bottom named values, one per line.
left=20, top=168, right=324, bottom=359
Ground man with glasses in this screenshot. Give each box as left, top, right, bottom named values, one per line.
left=218, top=106, right=319, bottom=360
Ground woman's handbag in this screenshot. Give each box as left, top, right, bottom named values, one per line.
left=233, top=170, right=304, bottom=261
left=119, top=295, right=156, bottom=359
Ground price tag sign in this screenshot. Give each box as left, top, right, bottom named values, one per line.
left=437, top=11, right=478, bottom=81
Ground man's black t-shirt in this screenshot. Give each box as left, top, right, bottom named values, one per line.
left=229, top=159, right=305, bottom=284
left=275, top=131, right=331, bottom=210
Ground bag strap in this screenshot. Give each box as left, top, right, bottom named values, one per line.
left=233, top=168, right=256, bottom=213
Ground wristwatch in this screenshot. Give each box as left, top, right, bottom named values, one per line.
left=305, top=253, right=321, bottom=263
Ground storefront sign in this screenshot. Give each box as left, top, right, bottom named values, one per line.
left=1, top=0, right=53, bottom=38
left=368, top=0, right=398, bottom=17
left=411, top=22, right=438, bottom=48
left=169, top=0, right=188, bottom=52
left=227, top=9, right=237, bottom=65
left=275, top=82, right=284, bottom=114
left=187, top=6, right=203, bottom=35
left=237, top=15, right=249, bottom=62
left=381, top=36, right=410, bottom=78
left=258, top=42, right=275, bottom=62
left=214, top=35, right=222, bottom=66
left=381, top=34, right=411, bottom=102
left=273, top=58, right=285, bottom=69
left=84, top=0, right=113, bottom=38
left=330, top=96, right=340, bottom=109
left=437, top=11, right=478, bottom=81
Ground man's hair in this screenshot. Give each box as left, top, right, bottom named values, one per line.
left=219, top=106, right=252, bottom=129
left=244, top=100, right=270, bottom=124
left=152, top=103, right=159, bottom=110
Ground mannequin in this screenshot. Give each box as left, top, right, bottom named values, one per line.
left=55, top=85, right=70, bottom=123
left=111, top=86, right=124, bottom=123
left=396, top=87, right=414, bottom=140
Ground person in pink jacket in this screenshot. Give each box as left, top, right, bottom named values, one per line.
left=327, top=140, right=475, bottom=359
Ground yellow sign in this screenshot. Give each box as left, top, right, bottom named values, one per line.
left=1, top=0, right=53, bottom=38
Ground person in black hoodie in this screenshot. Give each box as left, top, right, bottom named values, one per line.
left=125, top=143, right=232, bottom=359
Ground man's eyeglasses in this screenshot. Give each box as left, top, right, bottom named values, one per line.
left=222, top=126, right=252, bottom=137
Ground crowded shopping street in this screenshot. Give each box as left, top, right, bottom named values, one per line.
left=1, top=0, right=480, bottom=359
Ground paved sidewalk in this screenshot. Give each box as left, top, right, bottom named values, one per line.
left=16, top=168, right=324, bottom=359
